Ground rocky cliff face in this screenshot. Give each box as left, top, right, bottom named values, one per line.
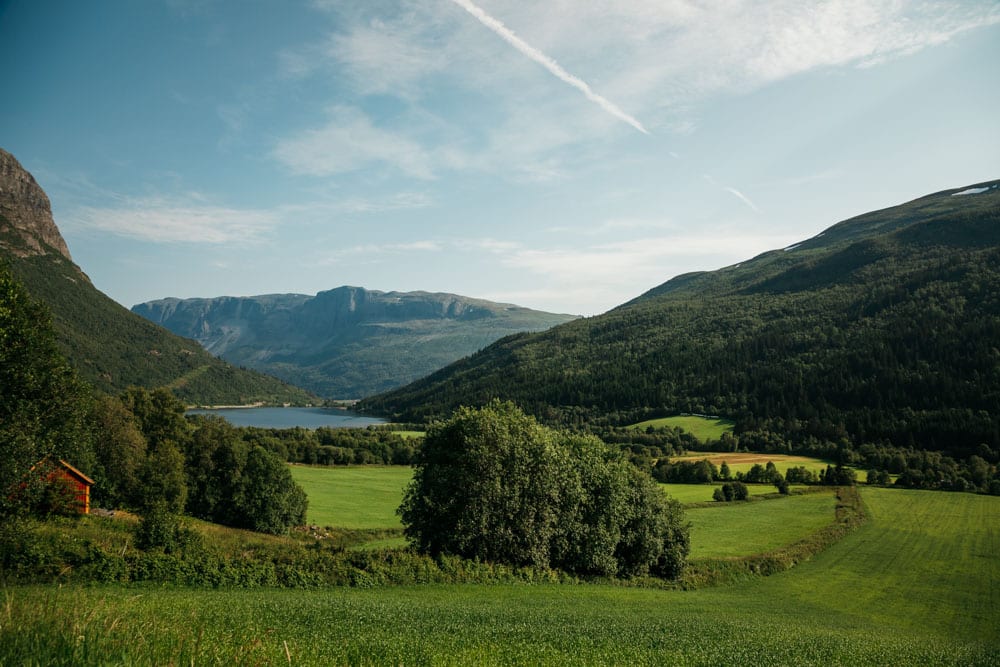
left=0, top=148, right=72, bottom=260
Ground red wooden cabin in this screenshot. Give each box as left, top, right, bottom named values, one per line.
left=51, top=460, right=94, bottom=514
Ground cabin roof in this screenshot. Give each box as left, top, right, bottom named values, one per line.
left=57, top=459, right=95, bottom=486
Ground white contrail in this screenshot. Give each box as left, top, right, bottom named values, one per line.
left=724, top=187, right=760, bottom=213
left=449, top=0, right=649, bottom=135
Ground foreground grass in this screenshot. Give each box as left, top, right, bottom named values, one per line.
left=628, top=414, right=735, bottom=440
left=289, top=465, right=411, bottom=529
left=3, top=488, right=997, bottom=665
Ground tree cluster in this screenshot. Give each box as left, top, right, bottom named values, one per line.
left=399, top=401, right=689, bottom=579
left=0, top=264, right=306, bottom=534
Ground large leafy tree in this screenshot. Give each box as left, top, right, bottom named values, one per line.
left=400, top=400, right=689, bottom=578
left=400, top=400, right=567, bottom=568
left=0, top=263, right=93, bottom=516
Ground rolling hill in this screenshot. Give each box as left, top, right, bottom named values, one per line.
left=133, top=288, right=577, bottom=398
left=360, top=181, right=1000, bottom=458
left=0, top=147, right=314, bottom=406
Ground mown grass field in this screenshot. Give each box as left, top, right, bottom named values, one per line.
left=3, top=488, right=997, bottom=665
left=686, top=491, right=836, bottom=558
left=660, top=481, right=782, bottom=503
left=288, top=465, right=411, bottom=529
left=628, top=414, right=735, bottom=440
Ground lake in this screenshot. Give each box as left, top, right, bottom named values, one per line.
left=186, top=406, right=386, bottom=429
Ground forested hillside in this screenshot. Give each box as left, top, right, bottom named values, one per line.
left=361, top=182, right=1000, bottom=460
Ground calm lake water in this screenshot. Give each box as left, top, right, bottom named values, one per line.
left=186, top=406, right=386, bottom=429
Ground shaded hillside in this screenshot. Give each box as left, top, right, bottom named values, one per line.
left=360, top=181, right=1000, bottom=458
left=133, top=288, right=577, bottom=398
left=0, top=148, right=314, bottom=406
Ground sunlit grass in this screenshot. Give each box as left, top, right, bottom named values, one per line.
left=628, top=415, right=735, bottom=440
left=288, top=464, right=411, bottom=529
left=685, top=491, right=836, bottom=558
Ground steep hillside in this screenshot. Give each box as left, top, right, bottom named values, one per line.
left=0, top=148, right=314, bottom=405
left=133, top=288, right=577, bottom=398
left=360, top=181, right=1000, bottom=458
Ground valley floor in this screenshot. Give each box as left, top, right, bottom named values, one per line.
left=2, top=488, right=998, bottom=665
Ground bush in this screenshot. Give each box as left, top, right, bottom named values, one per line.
left=713, top=481, right=750, bottom=502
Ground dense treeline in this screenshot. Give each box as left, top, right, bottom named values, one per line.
left=0, top=263, right=306, bottom=535
left=240, top=425, right=421, bottom=466
left=360, top=187, right=1000, bottom=481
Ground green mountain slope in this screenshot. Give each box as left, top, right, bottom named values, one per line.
left=0, top=148, right=313, bottom=406
left=360, top=181, right=1000, bottom=458
left=132, top=288, right=578, bottom=398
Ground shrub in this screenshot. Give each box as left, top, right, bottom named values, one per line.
left=713, top=481, right=750, bottom=502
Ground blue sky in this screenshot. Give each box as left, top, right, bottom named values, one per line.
left=2, top=0, right=998, bottom=316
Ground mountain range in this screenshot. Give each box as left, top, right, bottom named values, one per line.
left=0, top=147, right=313, bottom=406
left=132, top=289, right=577, bottom=398
left=359, top=180, right=1000, bottom=459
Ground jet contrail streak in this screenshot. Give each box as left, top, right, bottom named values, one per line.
left=449, top=0, right=649, bottom=135
left=725, top=187, right=760, bottom=213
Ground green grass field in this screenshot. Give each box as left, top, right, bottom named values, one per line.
left=628, top=414, right=735, bottom=440
left=661, top=482, right=779, bottom=503
left=288, top=465, right=411, bottom=529
left=686, top=491, right=836, bottom=558
left=3, top=488, right=996, bottom=664
left=671, top=450, right=833, bottom=475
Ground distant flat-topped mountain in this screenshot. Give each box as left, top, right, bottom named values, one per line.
left=360, top=180, right=1000, bottom=458
left=132, top=288, right=578, bottom=398
left=0, top=147, right=314, bottom=405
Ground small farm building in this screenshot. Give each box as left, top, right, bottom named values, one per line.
left=52, top=460, right=94, bottom=514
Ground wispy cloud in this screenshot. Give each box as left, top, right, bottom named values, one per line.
left=318, top=240, right=442, bottom=265
left=273, top=106, right=436, bottom=179
left=448, top=0, right=648, bottom=135
left=64, top=188, right=434, bottom=245
left=311, top=1, right=1000, bottom=128
left=66, top=197, right=278, bottom=244
left=449, top=230, right=797, bottom=314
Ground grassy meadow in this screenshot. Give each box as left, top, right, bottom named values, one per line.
left=628, top=414, right=735, bottom=440
left=685, top=491, right=836, bottom=558
left=3, top=487, right=997, bottom=664
left=289, top=464, right=411, bottom=529
left=660, top=481, right=810, bottom=503
left=672, top=450, right=839, bottom=476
